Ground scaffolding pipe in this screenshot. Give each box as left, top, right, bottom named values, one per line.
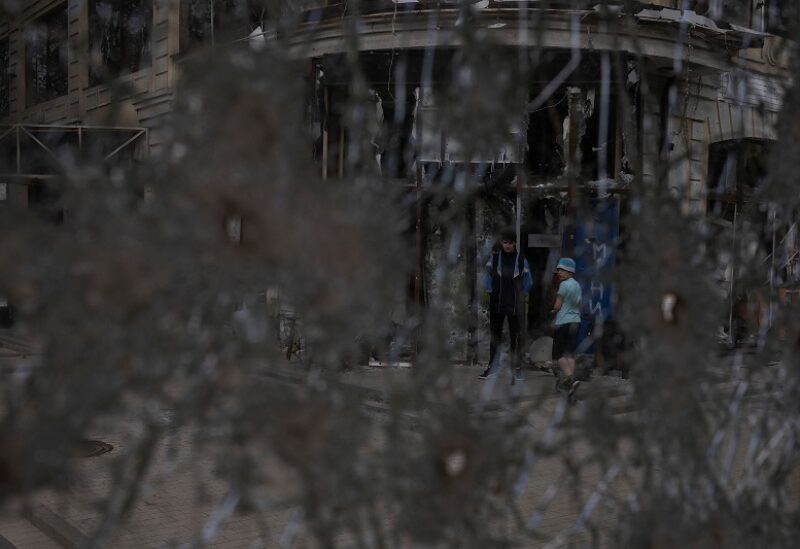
left=565, top=87, right=583, bottom=255
left=322, top=87, right=329, bottom=180
left=728, top=203, right=738, bottom=344
left=16, top=126, right=20, bottom=175
left=338, top=125, right=345, bottom=178
left=209, top=0, right=215, bottom=47
left=770, top=203, right=777, bottom=327
left=103, top=130, right=146, bottom=161
left=414, top=87, right=424, bottom=366
left=20, top=126, right=58, bottom=159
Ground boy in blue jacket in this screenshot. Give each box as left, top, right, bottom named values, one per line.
left=480, top=229, right=533, bottom=383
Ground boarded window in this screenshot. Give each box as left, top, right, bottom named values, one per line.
left=181, top=0, right=262, bottom=51
left=0, top=37, right=9, bottom=117
left=25, top=4, right=68, bottom=106
left=89, top=0, right=152, bottom=86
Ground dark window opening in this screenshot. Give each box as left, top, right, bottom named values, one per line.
left=25, top=4, right=68, bottom=106
left=719, top=0, right=799, bottom=35
left=764, top=0, right=800, bottom=36
left=526, top=97, right=566, bottom=179
left=525, top=90, right=617, bottom=181
left=721, top=1, right=760, bottom=31
left=88, top=0, right=152, bottom=86
left=180, top=0, right=264, bottom=52
left=311, top=84, right=349, bottom=179
left=28, top=179, right=64, bottom=225
left=0, top=37, right=9, bottom=117
left=370, top=86, right=416, bottom=181
left=707, top=139, right=771, bottom=222
left=581, top=94, right=618, bottom=181
left=707, top=139, right=774, bottom=344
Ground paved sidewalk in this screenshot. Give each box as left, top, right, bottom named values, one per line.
left=4, top=354, right=791, bottom=548
left=6, top=356, right=791, bottom=548
left=0, top=359, right=634, bottom=548
left=1, top=332, right=796, bottom=548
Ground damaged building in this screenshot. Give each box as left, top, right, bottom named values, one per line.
left=0, top=1, right=795, bottom=355
left=298, top=1, right=794, bottom=355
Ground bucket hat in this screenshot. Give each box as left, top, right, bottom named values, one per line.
left=556, top=257, right=576, bottom=273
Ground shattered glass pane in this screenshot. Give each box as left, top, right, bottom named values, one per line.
left=1, top=1, right=800, bottom=547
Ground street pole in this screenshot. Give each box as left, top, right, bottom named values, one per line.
left=728, top=203, right=738, bottom=345
left=566, top=87, right=583, bottom=256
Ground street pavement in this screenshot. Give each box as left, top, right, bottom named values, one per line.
left=0, top=356, right=635, bottom=548
left=0, top=354, right=793, bottom=548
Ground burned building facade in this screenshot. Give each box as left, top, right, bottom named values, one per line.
left=294, top=1, right=793, bottom=354
left=0, top=0, right=793, bottom=353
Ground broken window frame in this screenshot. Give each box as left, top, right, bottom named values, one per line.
left=524, top=86, right=620, bottom=185
left=87, top=0, right=153, bottom=87
left=24, top=3, right=69, bottom=107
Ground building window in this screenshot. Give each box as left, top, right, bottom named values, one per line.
left=25, top=4, right=68, bottom=106
left=526, top=99, right=566, bottom=179
left=707, top=139, right=771, bottom=221
left=89, top=0, right=152, bottom=86
left=715, top=0, right=798, bottom=34
left=764, top=0, right=800, bottom=36
left=0, top=36, right=9, bottom=117
left=181, top=0, right=262, bottom=51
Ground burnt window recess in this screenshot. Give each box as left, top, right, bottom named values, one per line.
left=706, top=139, right=771, bottom=222
left=0, top=36, right=9, bottom=117
left=180, top=0, right=264, bottom=52
left=526, top=97, right=566, bottom=179
left=524, top=90, right=617, bottom=182
left=88, top=0, right=153, bottom=86
left=25, top=4, right=68, bottom=107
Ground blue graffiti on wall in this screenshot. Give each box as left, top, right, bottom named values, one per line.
left=571, top=198, right=619, bottom=349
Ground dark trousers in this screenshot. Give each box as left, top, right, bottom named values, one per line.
left=489, top=311, right=521, bottom=370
